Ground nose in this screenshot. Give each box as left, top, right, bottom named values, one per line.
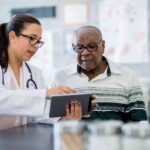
left=32, top=43, right=40, bottom=49
left=35, top=42, right=40, bottom=48
left=81, top=47, right=91, bottom=55
left=30, top=44, right=39, bottom=52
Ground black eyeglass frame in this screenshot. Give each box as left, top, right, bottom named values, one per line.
left=72, top=40, right=102, bottom=53
left=16, top=33, right=44, bottom=48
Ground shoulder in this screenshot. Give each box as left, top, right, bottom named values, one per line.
left=109, top=60, right=138, bottom=78
left=54, top=64, right=76, bottom=76
left=24, top=62, right=43, bottom=80
left=24, top=62, right=42, bottom=73
left=108, top=59, right=141, bottom=87
left=51, top=64, right=77, bottom=83
left=24, top=62, right=45, bottom=88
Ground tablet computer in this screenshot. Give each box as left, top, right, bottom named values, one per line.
left=49, top=93, right=92, bottom=117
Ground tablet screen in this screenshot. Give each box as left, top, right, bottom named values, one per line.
left=49, top=93, right=92, bottom=117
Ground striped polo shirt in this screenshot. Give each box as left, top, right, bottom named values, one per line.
left=50, top=58, right=147, bottom=122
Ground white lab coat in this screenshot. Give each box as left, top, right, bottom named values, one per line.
left=0, top=62, right=47, bottom=117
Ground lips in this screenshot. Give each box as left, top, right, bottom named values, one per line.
left=82, top=59, right=93, bottom=62
left=81, top=59, right=94, bottom=66
left=27, top=50, right=35, bottom=57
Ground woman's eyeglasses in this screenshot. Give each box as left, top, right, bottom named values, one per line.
left=16, top=33, right=44, bottom=48
left=72, top=40, right=102, bottom=53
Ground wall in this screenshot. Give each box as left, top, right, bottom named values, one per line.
left=0, top=0, right=150, bottom=108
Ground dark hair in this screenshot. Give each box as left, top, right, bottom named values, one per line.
left=0, top=14, right=41, bottom=71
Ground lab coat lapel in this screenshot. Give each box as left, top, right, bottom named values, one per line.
left=3, top=68, right=13, bottom=89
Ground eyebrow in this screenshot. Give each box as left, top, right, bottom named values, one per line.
left=28, top=34, right=42, bottom=40
left=76, top=41, right=100, bottom=45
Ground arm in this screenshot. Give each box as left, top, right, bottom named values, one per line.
left=0, top=87, right=46, bottom=117
left=125, top=73, right=147, bottom=121
left=0, top=84, right=74, bottom=117
left=0, top=63, right=75, bottom=117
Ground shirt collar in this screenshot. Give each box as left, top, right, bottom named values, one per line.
left=67, top=56, right=121, bottom=76
left=107, top=57, right=121, bottom=75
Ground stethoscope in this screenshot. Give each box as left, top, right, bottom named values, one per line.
left=1, top=63, right=38, bottom=89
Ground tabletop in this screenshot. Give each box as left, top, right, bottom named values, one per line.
left=0, top=123, right=53, bottom=150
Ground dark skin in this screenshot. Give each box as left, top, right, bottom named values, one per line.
left=73, top=28, right=107, bottom=81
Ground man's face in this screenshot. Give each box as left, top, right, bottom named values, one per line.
left=73, top=29, right=105, bottom=72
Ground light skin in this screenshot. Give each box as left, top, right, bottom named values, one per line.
left=7, top=23, right=82, bottom=120
left=8, top=24, right=42, bottom=85
left=73, top=28, right=107, bottom=81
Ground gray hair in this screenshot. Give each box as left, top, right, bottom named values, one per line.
left=73, top=25, right=102, bottom=40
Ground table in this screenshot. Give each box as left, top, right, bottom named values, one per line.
left=0, top=123, right=53, bottom=150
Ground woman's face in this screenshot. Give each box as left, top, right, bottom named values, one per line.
left=9, top=23, right=42, bottom=62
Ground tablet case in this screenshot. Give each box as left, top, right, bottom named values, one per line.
left=49, top=93, right=92, bottom=117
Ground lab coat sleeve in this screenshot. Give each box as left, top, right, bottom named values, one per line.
left=35, top=71, right=62, bottom=124
left=0, top=87, right=46, bottom=117
left=35, top=70, right=61, bottom=124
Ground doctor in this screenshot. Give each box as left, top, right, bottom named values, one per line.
left=0, top=14, right=82, bottom=130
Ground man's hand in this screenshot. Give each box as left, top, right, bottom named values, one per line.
left=82, top=96, right=96, bottom=118
left=59, top=101, right=82, bottom=121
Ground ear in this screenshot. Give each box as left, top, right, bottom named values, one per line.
left=102, top=40, right=105, bottom=49
left=101, top=40, right=105, bottom=54
left=9, top=31, right=17, bottom=44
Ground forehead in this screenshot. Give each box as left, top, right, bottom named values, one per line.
left=74, top=28, right=101, bottom=43
left=22, top=23, right=42, bottom=35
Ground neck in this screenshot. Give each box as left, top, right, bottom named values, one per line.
left=8, top=47, right=22, bottom=70
left=8, top=47, right=22, bottom=86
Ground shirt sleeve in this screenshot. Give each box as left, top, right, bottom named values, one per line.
left=48, top=71, right=59, bottom=88
left=125, top=72, right=147, bottom=121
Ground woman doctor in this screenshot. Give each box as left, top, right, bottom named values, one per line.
left=0, top=14, right=82, bottom=130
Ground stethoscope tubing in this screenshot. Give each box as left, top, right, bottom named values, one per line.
left=1, top=63, right=38, bottom=89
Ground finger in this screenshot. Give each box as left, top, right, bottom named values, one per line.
left=60, top=86, right=75, bottom=94
left=70, top=101, right=75, bottom=117
left=92, top=95, right=96, bottom=100
left=77, top=102, right=82, bottom=120
left=91, top=101, right=97, bottom=110
left=82, top=114, right=91, bottom=118
left=74, top=101, right=79, bottom=119
left=65, top=105, right=70, bottom=117
left=73, top=101, right=82, bottom=120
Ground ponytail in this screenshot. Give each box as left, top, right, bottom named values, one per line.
left=0, top=23, right=9, bottom=71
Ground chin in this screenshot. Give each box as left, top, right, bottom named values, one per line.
left=24, top=57, right=31, bottom=61
left=82, top=65, right=95, bottom=72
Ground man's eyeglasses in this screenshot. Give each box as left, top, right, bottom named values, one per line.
left=16, top=33, right=44, bottom=48
left=72, top=40, right=102, bottom=53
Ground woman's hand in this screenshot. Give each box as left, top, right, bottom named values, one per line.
left=59, top=101, right=82, bottom=121
left=46, top=86, right=74, bottom=99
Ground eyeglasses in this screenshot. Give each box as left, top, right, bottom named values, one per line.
left=16, top=33, right=44, bottom=48
left=72, top=40, right=102, bottom=53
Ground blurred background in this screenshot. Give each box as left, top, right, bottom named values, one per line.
left=0, top=0, right=150, bottom=109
